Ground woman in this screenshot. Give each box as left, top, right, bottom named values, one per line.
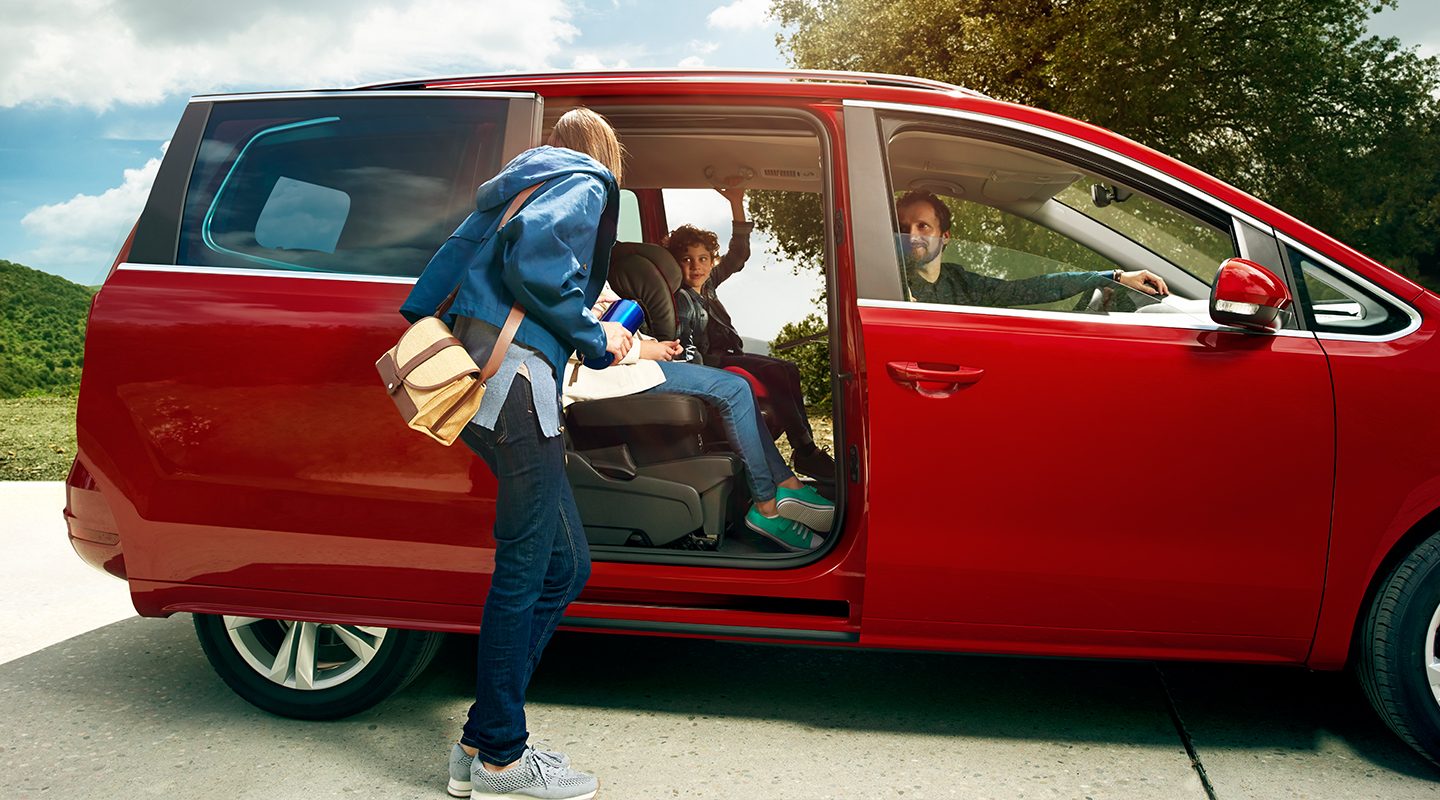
left=565, top=287, right=835, bottom=549
left=403, top=108, right=628, bottom=800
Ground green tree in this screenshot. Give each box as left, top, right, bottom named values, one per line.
left=770, top=313, right=832, bottom=412
left=763, top=0, right=1440, bottom=285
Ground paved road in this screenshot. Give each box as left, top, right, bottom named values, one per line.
left=3, top=482, right=1437, bottom=799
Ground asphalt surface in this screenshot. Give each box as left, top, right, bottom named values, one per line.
left=3, top=481, right=1438, bottom=799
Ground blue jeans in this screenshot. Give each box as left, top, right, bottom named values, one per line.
left=458, top=377, right=590, bottom=766
left=653, top=361, right=794, bottom=502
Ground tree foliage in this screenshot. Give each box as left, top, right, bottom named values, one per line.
left=770, top=312, right=832, bottom=412
left=0, top=260, right=93, bottom=397
left=763, top=0, right=1440, bottom=285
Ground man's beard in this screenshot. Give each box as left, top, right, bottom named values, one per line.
left=900, top=234, right=944, bottom=269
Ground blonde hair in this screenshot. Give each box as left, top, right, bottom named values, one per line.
left=548, top=107, right=624, bottom=183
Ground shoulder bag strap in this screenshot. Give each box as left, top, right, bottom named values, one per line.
left=442, top=181, right=545, bottom=381
left=434, top=181, right=545, bottom=319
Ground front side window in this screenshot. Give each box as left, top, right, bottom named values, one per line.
left=882, top=126, right=1238, bottom=321
left=178, top=96, right=512, bottom=277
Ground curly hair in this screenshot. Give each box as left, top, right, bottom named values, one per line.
left=666, top=224, right=720, bottom=262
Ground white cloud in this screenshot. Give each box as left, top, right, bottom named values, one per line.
left=571, top=52, right=633, bottom=70
left=678, top=56, right=706, bottom=68
left=0, top=0, right=580, bottom=110
left=20, top=143, right=166, bottom=279
left=706, top=0, right=772, bottom=31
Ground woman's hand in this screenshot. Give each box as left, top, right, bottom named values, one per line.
left=639, top=339, right=683, bottom=361
left=601, top=321, right=634, bottom=362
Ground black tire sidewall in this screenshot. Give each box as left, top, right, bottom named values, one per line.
left=1373, top=542, right=1440, bottom=754
left=192, top=613, right=433, bottom=720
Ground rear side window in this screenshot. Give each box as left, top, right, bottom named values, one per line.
left=178, top=96, right=511, bottom=277
left=1289, top=245, right=1412, bottom=336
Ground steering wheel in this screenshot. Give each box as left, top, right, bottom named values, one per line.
left=1071, top=284, right=1153, bottom=314
left=1072, top=286, right=1116, bottom=314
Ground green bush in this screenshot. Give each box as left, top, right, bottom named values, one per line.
left=769, top=313, right=831, bottom=413
left=0, top=260, right=93, bottom=398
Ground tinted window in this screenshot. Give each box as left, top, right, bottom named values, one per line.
left=178, top=96, right=510, bottom=277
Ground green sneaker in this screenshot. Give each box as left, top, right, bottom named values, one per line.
left=775, top=486, right=834, bottom=532
left=745, top=507, right=824, bottom=552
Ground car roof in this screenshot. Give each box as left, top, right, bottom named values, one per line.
left=352, top=68, right=991, bottom=100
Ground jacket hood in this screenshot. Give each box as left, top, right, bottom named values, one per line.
left=475, top=145, right=617, bottom=211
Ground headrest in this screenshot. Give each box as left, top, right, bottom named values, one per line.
left=608, top=242, right=681, bottom=340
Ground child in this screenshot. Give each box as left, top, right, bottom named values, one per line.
left=668, top=189, right=835, bottom=480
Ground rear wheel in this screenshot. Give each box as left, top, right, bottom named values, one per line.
left=193, top=613, right=443, bottom=719
left=1360, top=532, right=1440, bottom=766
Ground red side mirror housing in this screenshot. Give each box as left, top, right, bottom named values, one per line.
left=1209, top=258, right=1293, bottom=333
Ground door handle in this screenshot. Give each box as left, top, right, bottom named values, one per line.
left=886, top=361, right=984, bottom=398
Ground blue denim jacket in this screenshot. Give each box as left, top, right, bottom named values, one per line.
left=401, top=146, right=619, bottom=375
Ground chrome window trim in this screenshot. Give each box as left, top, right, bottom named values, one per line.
left=855, top=297, right=1314, bottom=338
left=117, top=263, right=418, bottom=285
left=191, top=90, right=537, bottom=102
left=1275, top=233, right=1422, bottom=343
left=845, top=99, right=1276, bottom=237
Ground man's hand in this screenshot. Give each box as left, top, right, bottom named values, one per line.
left=639, top=339, right=683, bottom=361
left=600, top=321, right=634, bottom=362
left=715, top=187, right=747, bottom=222
left=1116, top=269, right=1168, bottom=296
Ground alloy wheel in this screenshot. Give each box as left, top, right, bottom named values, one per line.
left=222, top=616, right=388, bottom=691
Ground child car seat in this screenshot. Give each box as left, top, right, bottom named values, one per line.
left=563, top=243, right=743, bottom=548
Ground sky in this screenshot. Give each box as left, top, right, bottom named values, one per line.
left=1, top=0, right=1437, bottom=327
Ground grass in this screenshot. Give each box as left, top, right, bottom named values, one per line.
left=1, top=396, right=77, bottom=481
left=774, top=409, right=835, bottom=467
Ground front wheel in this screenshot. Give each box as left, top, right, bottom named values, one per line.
left=1359, top=533, right=1440, bottom=766
left=193, top=614, right=443, bottom=719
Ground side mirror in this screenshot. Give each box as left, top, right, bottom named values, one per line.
left=1209, top=258, right=1292, bottom=333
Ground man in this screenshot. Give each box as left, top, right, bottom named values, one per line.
left=896, top=190, right=1168, bottom=306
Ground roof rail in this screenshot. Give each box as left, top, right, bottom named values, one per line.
left=355, top=68, right=989, bottom=98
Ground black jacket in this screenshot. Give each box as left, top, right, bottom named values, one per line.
left=674, top=221, right=752, bottom=363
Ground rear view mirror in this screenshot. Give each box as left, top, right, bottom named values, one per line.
left=1209, top=258, right=1292, bottom=333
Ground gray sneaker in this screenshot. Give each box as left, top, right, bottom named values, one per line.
left=448, top=743, right=474, bottom=797
left=450, top=743, right=574, bottom=797
left=471, top=746, right=597, bottom=800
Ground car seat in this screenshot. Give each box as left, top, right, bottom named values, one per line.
left=563, top=243, right=744, bottom=548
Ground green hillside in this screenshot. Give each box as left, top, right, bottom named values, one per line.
left=0, top=260, right=93, bottom=397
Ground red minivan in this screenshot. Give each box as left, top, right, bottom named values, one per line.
left=65, top=69, right=1440, bottom=765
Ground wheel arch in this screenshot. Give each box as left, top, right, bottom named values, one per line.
left=1342, top=503, right=1440, bottom=669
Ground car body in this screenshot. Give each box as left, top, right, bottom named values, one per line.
left=65, top=69, right=1440, bottom=762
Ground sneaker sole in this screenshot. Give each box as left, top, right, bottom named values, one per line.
left=447, top=778, right=470, bottom=797
left=472, top=790, right=597, bottom=800
left=775, top=496, right=834, bottom=532
left=745, top=517, right=819, bottom=552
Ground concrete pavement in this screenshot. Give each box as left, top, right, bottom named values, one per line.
left=2, top=482, right=1437, bottom=799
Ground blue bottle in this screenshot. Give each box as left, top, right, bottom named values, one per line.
left=583, top=298, right=645, bottom=369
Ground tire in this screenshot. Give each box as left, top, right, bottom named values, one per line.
left=1359, top=532, right=1440, bottom=766
left=193, top=613, right=444, bottom=720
